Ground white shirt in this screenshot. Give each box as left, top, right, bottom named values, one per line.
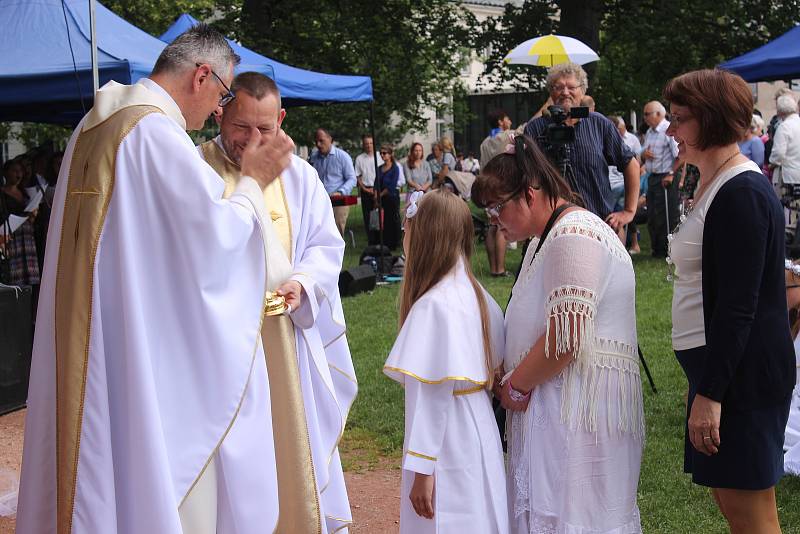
left=608, top=132, right=640, bottom=189
left=643, top=119, right=678, bottom=174
left=623, top=130, right=642, bottom=157
left=670, top=160, right=760, bottom=350
left=354, top=152, right=378, bottom=187
left=770, top=113, right=800, bottom=185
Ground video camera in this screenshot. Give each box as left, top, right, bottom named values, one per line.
left=544, top=105, right=590, bottom=145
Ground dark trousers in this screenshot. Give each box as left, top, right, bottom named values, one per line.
left=646, top=172, right=679, bottom=257
left=380, top=194, right=401, bottom=251
left=360, top=188, right=379, bottom=246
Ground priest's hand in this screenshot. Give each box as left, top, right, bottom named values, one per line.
left=276, top=280, right=303, bottom=314
left=241, top=126, right=295, bottom=190
left=410, top=473, right=435, bottom=519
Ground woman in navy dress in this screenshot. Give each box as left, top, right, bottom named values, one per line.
left=665, top=69, right=795, bottom=533
left=377, top=144, right=402, bottom=251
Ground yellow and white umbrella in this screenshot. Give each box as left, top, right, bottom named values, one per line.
left=504, top=34, right=599, bottom=67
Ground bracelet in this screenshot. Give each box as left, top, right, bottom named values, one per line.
left=506, top=380, right=531, bottom=402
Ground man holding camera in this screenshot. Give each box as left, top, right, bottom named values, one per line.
left=524, top=63, right=639, bottom=232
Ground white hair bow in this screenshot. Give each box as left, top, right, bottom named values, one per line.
left=406, top=190, right=425, bottom=219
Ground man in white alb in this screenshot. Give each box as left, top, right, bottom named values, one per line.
left=16, top=25, right=293, bottom=534
left=199, top=71, right=357, bottom=534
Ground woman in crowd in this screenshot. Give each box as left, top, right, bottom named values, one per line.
left=44, top=151, right=63, bottom=207
left=1, top=159, right=40, bottom=287
left=377, top=143, right=402, bottom=250
left=404, top=142, right=433, bottom=195
left=384, top=190, right=508, bottom=533
left=738, top=114, right=765, bottom=169
left=434, top=138, right=457, bottom=190
left=475, top=135, right=644, bottom=533
left=665, top=69, right=794, bottom=533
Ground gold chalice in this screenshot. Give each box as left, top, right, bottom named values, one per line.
left=264, top=291, right=288, bottom=316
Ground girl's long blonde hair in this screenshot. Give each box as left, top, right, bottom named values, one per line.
left=398, top=190, right=495, bottom=388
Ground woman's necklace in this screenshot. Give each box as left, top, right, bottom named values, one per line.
left=693, top=150, right=741, bottom=203
left=665, top=150, right=741, bottom=282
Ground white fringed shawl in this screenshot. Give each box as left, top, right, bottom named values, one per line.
left=506, top=210, right=644, bottom=439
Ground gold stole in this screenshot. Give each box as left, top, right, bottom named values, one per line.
left=200, top=140, right=321, bottom=533
left=54, top=105, right=161, bottom=534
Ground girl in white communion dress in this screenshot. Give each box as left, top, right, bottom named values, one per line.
left=384, top=189, right=509, bottom=533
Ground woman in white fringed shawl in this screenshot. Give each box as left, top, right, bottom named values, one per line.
left=474, top=135, right=645, bottom=534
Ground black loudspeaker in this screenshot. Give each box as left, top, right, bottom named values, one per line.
left=0, top=286, right=33, bottom=415
left=338, top=264, right=376, bottom=297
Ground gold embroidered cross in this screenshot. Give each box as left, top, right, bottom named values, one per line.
left=68, top=161, right=101, bottom=244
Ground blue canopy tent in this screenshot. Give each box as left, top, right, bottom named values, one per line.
left=719, top=25, right=800, bottom=82
left=0, top=0, right=167, bottom=124
left=159, top=14, right=373, bottom=106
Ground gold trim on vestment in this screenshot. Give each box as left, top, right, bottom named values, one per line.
left=323, top=330, right=347, bottom=350
left=407, top=450, right=437, bottom=461
left=54, top=106, right=160, bottom=534
left=202, top=139, right=321, bottom=533
left=262, top=315, right=321, bottom=533
left=179, top=329, right=260, bottom=507
left=383, top=366, right=488, bottom=386
left=329, top=362, right=358, bottom=385
left=453, top=384, right=487, bottom=396
left=298, top=329, right=349, bottom=483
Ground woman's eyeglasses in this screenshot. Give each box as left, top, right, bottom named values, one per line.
left=487, top=190, right=521, bottom=218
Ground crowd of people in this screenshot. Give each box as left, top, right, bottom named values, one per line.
left=2, top=21, right=800, bottom=534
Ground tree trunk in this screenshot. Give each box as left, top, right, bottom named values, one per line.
left=557, top=0, right=602, bottom=82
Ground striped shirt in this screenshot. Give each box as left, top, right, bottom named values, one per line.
left=525, top=112, right=634, bottom=219
left=643, top=119, right=678, bottom=174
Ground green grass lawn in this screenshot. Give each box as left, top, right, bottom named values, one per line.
left=336, top=205, right=800, bottom=533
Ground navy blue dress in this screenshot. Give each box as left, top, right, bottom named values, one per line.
left=675, top=170, right=795, bottom=489
left=378, top=163, right=401, bottom=251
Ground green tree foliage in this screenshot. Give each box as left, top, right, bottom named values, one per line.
left=472, top=1, right=558, bottom=94
left=477, top=0, right=800, bottom=120
left=12, top=124, right=73, bottom=151
left=220, top=0, right=478, bottom=153
left=595, top=0, right=800, bottom=114
left=102, top=0, right=224, bottom=36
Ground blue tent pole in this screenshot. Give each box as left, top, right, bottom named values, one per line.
left=89, top=0, right=99, bottom=93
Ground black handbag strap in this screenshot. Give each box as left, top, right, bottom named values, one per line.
left=529, top=202, right=574, bottom=265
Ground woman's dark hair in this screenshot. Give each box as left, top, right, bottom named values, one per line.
left=662, top=68, right=753, bottom=151
left=379, top=143, right=394, bottom=164
left=472, top=134, right=578, bottom=209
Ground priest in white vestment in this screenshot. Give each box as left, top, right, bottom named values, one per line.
left=16, top=26, right=296, bottom=534
left=199, top=71, right=357, bottom=534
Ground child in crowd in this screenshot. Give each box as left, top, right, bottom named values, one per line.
left=383, top=190, right=509, bottom=533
